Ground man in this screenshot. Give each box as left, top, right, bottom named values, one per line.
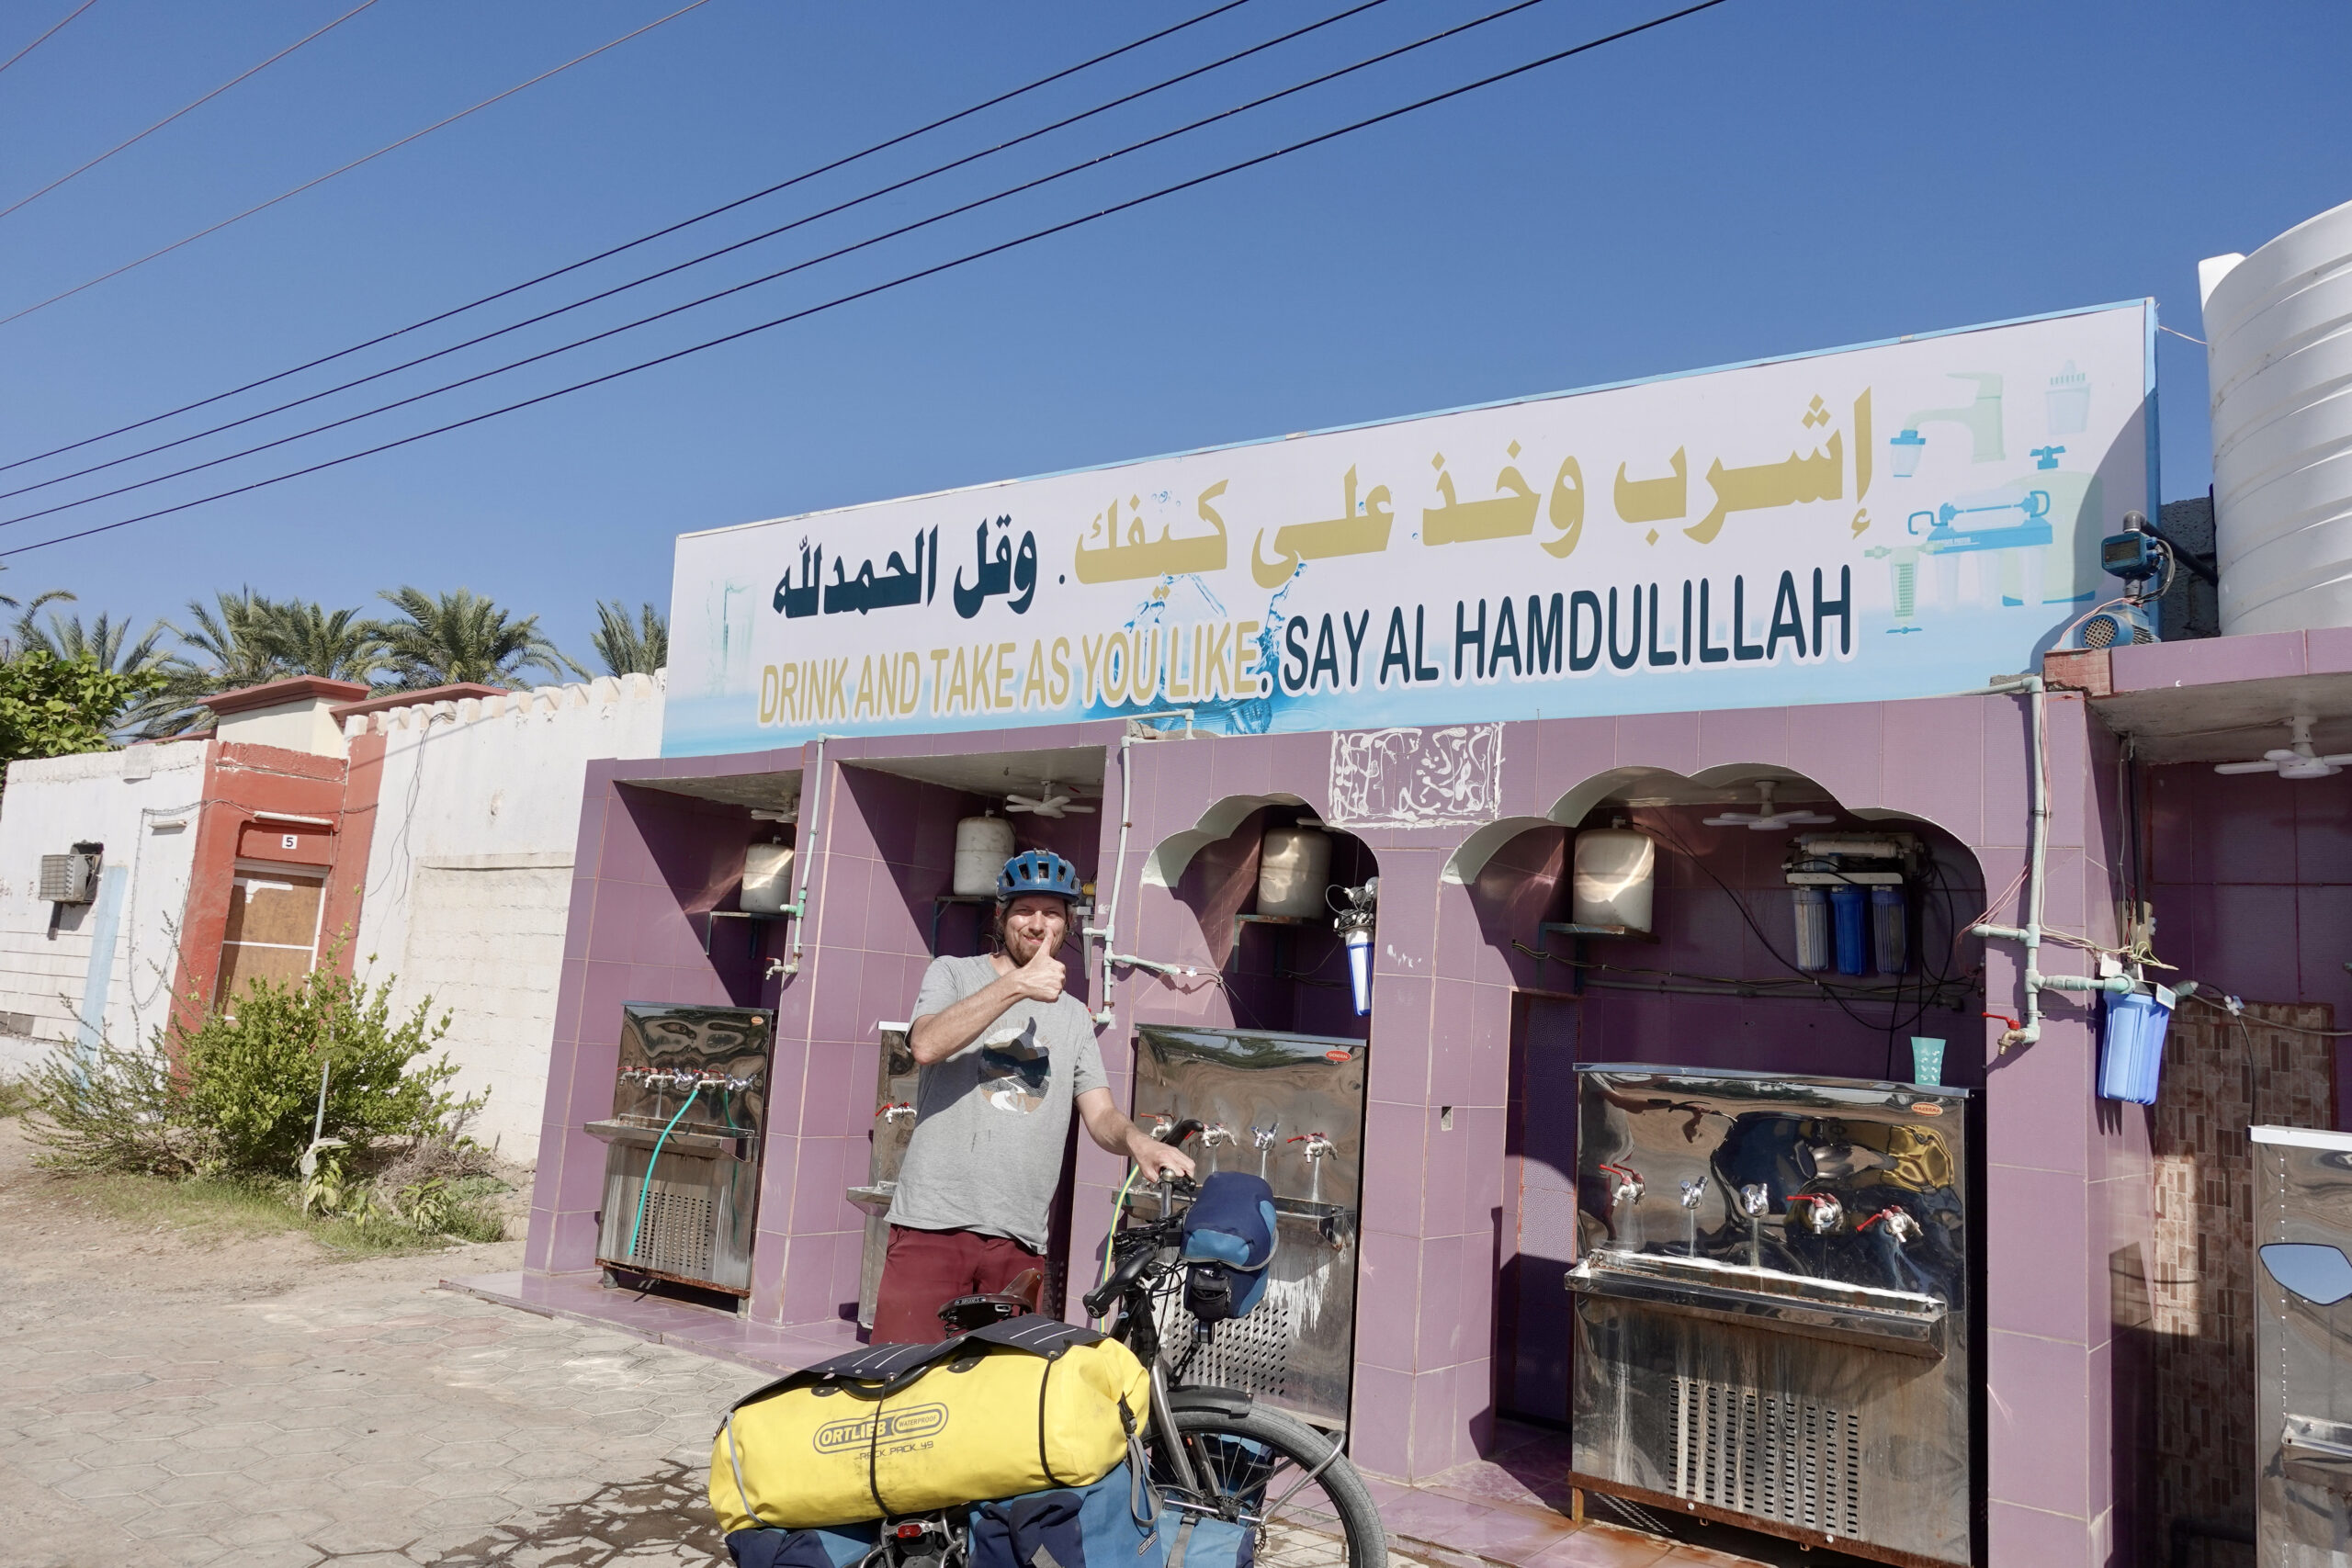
left=872, top=848, right=1194, bottom=1342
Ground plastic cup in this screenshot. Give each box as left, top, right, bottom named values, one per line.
left=1910, top=1037, right=1946, bottom=1088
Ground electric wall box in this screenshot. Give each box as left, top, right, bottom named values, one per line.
left=39, top=844, right=101, bottom=904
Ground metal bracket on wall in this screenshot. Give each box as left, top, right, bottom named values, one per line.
left=703, top=909, right=785, bottom=956
left=930, top=894, right=995, bottom=957
left=1230, top=912, right=1310, bottom=971
left=1537, top=920, right=1657, bottom=997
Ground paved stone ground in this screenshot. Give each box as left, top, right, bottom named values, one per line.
left=0, top=1257, right=771, bottom=1568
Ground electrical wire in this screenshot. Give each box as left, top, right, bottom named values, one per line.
left=0, top=0, right=714, bottom=327
left=0, top=0, right=1408, bottom=511
left=0, top=0, right=1566, bottom=532
left=0, top=0, right=100, bottom=79
left=0, top=0, right=379, bottom=221
left=0, top=0, right=1263, bottom=478
left=0, top=0, right=1738, bottom=559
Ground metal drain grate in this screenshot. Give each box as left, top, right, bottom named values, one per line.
left=1156, top=1288, right=1297, bottom=1403
left=1671, top=1376, right=1861, bottom=1539
left=628, top=1182, right=715, bottom=1279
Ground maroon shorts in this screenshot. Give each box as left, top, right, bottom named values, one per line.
left=870, top=1224, right=1042, bottom=1344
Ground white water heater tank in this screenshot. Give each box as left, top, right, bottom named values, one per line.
left=1572, top=829, right=1657, bottom=932
left=953, top=814, right=1016, bottom=897
left=740, top=842, right=796, bottom=914
left=2200, top=197, right=2352, bottom=634
left=1257, top=823, right=1332, bottom=918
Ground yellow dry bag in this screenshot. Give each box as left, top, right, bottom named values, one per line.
left=710, top=1317, right=1151, bottom=1531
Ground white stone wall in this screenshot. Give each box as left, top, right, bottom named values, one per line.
left=0, top=741, right=210, bottom=1077
left=349, top=674, right=663, bottom=1161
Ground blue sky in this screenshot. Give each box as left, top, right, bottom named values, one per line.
left=0, top=0, right=2341, bottom=671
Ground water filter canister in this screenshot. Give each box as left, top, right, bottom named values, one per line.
left=1871, top=886, right=1907, bottom=974
left=1829, top=886, right=1869, bottom=976
left=1345, top=926, right=1374, bottom=1017
left=1792, top=886, right=1830, bottom=971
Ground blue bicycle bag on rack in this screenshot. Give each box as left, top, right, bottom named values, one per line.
left=967, top=1461, right=1167, bottom=1568
left=1180, top=1171, right=1278, bottom=1323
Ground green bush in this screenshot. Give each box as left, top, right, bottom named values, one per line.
left=175, top=964, right=478, bottom=1175
left=28, top=959, right=484, bottom=1181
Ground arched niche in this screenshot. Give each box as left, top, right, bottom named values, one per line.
left=1145, top=795, right=1376, bottom=1041
left=1449, top=763, right=1990, bottom=1087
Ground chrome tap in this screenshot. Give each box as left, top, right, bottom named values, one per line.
left=1739, top=1181, right=1770, bottom=1269
left=1289, top=1133, right=1336, bottom=1204
left=1200, top=1123, right=1237, bottom=1171
left=876, top=1101, right=916, bottom=1126
left=1870, top=1207, right=1922, bottom=1246
left=1142, top=1111, right=1176, bottom=1140
left=1679, top=1179, right=1704, bottom=1257
left=1792, top=1193, right=1843, bottom=1235
left=1678, top=1179, right=1705, bottom=1210
left=1250, top=1122, right=1279, bottom=1177
left=1600, top=1162, right=1645, bottom=1209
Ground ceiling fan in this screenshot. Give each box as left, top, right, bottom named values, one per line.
left=1004, top=780, right=1096, bottom=818
left=2214, top=716, right=2352, bottom=780
left=1702, top=779, right=1837, bottom=830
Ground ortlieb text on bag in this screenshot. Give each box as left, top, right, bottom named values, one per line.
left=711, top=1317, right=1152, bottom=1530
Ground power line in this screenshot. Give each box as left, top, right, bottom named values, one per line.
left=0, top=0, right=1407, bottom=510
left=0, top=0, right=1736, bottom=561
left=0, top=0, right=714, bottom=326
left=0, top=0, right=1261, bottom=476
left=0, top=0, right=101, bottom=79
left=1, top=0, right=1561, bottom=530
left=0, top=0, right=379, bottom=220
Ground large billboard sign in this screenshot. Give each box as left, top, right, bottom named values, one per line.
left=665, top=302, right=2154, bottom=756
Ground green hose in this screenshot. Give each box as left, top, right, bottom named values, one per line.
left=626, top=1083, right=702, bottom=1267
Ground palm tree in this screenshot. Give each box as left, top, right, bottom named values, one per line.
left=378, top=586, right=582, bottom=690
left=16, top=606, right=170, bottom=674
left=260, top=602, right=388, bottom=684
left=0, top=587, right=74, bottom=657
left=590, top=600, right=667, bottom=677
left=138, top=587, right=288, bottom=735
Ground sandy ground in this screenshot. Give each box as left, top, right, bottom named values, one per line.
left=0, top=1117, right=766, bottom=1568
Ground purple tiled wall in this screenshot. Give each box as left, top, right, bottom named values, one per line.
left=2148, top=760, right=2352, bottom=1122
left=531, top=696, right=2154, bottom=1563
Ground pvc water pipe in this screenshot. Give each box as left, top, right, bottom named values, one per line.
left=770, top=734, right=831, bottom=979
left=1084, top=710, right=1194, bottom=1027
left=1965, top=674, right=2132, bottom=1051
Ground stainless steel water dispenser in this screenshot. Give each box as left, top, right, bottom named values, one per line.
left=2253, top=1123, right=2352, bottom=1565
left=1125, top=1024, right=1368, bottom=1430
left=847, top=1021, right=922, bottom=1329
left=587, top=1002, right=774, bottom=1295
left=1566, top=1065, right=1974, bottom=1566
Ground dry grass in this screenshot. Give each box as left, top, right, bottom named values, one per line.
left=60, top=1168, right=478, bottom=1257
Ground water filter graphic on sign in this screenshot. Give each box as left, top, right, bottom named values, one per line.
left=664, top=302, right=2154, bottom=756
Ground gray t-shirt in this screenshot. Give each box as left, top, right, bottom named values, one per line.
left=887, top=953, right=1109, bottom=1251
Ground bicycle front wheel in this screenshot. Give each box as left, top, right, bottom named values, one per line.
left=1159, top=1401, right=1387, bottom=1568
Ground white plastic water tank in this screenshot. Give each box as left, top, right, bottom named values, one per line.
left=1571, top=829, right=1656, bottom=932
left=2200, top=197, right=2352, bottom=634
left=740, top=842, right=797, bottom=914
left=1257, top=823, right=1332, bottom=918
left=953, top=814, right=1016, bottom=897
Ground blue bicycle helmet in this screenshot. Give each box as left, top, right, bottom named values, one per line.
left=997, top=849, right=1081, bottom=903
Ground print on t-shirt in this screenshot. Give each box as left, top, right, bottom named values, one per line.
left=976, top=1020, right=1051, bottom=1113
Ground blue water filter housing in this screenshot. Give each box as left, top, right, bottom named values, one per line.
left=1829, top=886, right=1869, bottom=976
left=2098, top=989, right=2173, bottom=1104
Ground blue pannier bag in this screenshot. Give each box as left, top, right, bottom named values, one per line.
left=967, top=1461, right=1167, bottom=1568
left=1181, top=1171, right=1278, bottom=1324
left=726, top=1519, right=876, bottom=1568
